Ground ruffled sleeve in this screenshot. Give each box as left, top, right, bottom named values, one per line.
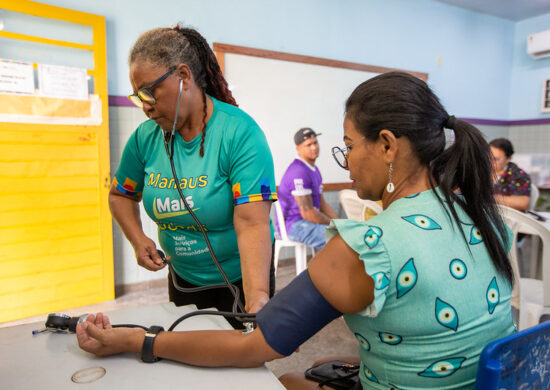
left=327, top=219, right=392, bottom=317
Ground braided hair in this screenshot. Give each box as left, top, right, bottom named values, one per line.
left=129, top=26, right=237, bottom=157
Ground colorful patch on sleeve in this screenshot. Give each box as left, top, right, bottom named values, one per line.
left=232, top=183, right=241, bottom=199
left=233, top=179, right=277, bottom=205
left=260, top=177, right=274, bottom=201
left=418, top=357, right=466, bottom=378
left=113, top=177, right=140, bottom=196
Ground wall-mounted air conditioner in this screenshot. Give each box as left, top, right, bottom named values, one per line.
left=527, top=29, right=550, bottom=59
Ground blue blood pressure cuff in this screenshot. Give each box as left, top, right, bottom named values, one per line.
left=256, top=270, right=342, bottom=356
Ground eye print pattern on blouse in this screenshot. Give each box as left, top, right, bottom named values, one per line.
left=469, top=226, right=483, bottom=245
left=379, top=332, right=403, bottom=345
left=396, top=258, right=418, bottom=298
left=401, top=215, right=442, bottom=230
left=371, top=272, right=390, bottom=290
left=486, top=277, right=500, bottom=314
left=435, top=297, right=459, bottom=331
left=449, top=259, right=467, bottom=280
left=418, top=357, right=466, bottom=378
left=355, top=333, right=370, bottom=351
left=364, top=365, right=379, bottom=383
left=364, top=226, right=383, bottom=249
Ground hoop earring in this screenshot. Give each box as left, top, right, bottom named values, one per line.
left=386, top=163, right=395, bottom=193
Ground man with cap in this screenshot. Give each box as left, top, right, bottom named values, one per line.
left=277, top=127, right=339, bottom=250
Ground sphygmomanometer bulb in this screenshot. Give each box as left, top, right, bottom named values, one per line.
left=157, top=249, right=169, bottom=264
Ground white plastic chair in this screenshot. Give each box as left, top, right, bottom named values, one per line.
left=339, top=189, right=383, bottom=221
left=273, top=201, right=308, bottom=276
left=499, top=205, right=550, bottom=330
left=360, top=200, right=383, bottom=221
left=529, top=184, right=539, bottom=210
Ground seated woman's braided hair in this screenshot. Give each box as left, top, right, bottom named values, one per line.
left=129, top=25, right=237, bottom=157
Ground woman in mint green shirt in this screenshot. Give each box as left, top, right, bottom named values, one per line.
left=79, top=73, right=515, bottom=389
left=111, top=26, right=277, bottom=327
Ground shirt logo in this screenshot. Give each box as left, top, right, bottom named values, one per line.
left=153, top=196, right=198, bottom=219
left=293, top=178, right=304, bottom=191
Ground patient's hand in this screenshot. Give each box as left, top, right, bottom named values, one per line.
left=76, top=312, right=145, bottom=357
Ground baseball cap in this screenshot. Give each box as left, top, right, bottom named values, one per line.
left=294, top=127, right=322, bottom=145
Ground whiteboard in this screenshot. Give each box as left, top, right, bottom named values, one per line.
left=224, top=53, right=380, bottom=184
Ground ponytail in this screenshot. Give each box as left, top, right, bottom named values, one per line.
left=174, top=26, right=237, bottom=107
left=431, top=117, right=513, bottom=284
left=174, top=26, right=237, bottom=156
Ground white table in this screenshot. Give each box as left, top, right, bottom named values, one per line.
left=0, top=303, right=284, bottom=389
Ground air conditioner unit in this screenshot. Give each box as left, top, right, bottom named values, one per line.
left=527, top=29, right=550, bottom=59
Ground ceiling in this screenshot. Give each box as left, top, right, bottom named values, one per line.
left=436, top=0, right=550, bottom=21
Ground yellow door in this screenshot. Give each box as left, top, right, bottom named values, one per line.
left=0, top=0, right=113, bottom=322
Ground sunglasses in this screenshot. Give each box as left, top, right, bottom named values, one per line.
left=128, top=66, right=177, bottom=108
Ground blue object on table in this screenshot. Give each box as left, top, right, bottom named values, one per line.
left=475, top=320, right=550, bottom=389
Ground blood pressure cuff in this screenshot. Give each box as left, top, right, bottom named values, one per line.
left=256, top=270, right=342, bottom=356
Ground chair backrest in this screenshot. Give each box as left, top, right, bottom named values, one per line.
left=499, top=205, right=550, bottom=307
left=474, top=320, right=550, bottom=389
left=339, top=189, right=366, bottom=221
left=361, top=200, right=383, bottom=221
left=274, top=201, right=290, bottom=241
left=529, top=184, right=540, bottom=210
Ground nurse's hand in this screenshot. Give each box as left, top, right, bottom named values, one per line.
left=246, top=293, right=269, bottom=314
left=133, top=236, right=167, bottom=271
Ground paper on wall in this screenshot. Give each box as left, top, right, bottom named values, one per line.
left=38, top=63, right=88, bottom=100
left=0, top=59, right=35, bottom=94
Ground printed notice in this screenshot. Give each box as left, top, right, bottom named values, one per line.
left=0, top=59, right=35, bottom=94
left=38, top=64, right=88, bottom=100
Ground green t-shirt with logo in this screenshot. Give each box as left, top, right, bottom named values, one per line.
left=114, top=97, right=277, bottom=285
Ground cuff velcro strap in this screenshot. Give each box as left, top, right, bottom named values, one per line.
left=256, top=270, right=342, bottom=356
left=141, top=325, right=164, bottom=363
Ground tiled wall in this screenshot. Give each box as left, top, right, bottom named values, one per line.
left=476, top=124, right=509, bottom=141
left=476, top=122, right=550, bottom=154
left=109, top=106, right=168, bottom=286
left=108, top=106, right=550, bottom=286
left=509, top=124, right=550, bottom=153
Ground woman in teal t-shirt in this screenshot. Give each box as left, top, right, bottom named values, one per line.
left=79, top=73, right=515, bottom=389
left=111, top=26, right=277, bottom=327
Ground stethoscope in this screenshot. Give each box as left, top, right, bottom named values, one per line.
left=158, top=79, right=255, bottom=332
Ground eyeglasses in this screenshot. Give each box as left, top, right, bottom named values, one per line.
left=331, top=137, right=366, bottom=169
left=128, top=66, right=177, bottom=108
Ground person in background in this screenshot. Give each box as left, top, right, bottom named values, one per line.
left=277, top=128, right=339, bottom=250
left=110, top=25, right=277, bottom=328
left=489, top=138, right=531, bottom=211
left=77, top=72, right=515, bottom=389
